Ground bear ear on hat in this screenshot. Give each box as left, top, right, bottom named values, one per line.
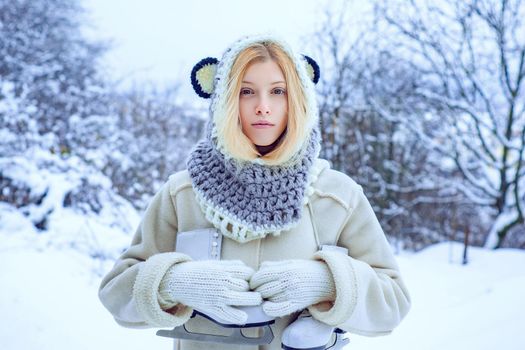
left=191, top=57, right=219, bottom=98
left=302, top=55, right=320, bottom=84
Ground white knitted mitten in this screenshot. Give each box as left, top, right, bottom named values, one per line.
left=250, top=260, right=336, bottom=317
left=159, top=260, right=262, bottom=324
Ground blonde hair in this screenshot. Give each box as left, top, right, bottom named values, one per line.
left=217, top=42, right=309, bottom=166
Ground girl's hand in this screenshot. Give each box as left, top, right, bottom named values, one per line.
left=250, top=260, right=336, bottom=317
left=159, top=260, right=262, bottom=324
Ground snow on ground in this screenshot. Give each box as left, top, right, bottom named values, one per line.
left=1, top=206, right=524, bottom=350
left=349, top=244, right=525, bottom=349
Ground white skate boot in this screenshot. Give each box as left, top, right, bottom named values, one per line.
left=281, top=311, right=349, bottom=350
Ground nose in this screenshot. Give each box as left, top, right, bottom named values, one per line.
left=255, top=98, right=271, bottom=116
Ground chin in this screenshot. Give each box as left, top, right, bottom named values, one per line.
left=254, top=141, right=270, bottom=146
left=253, top=139, right=275, bottom=146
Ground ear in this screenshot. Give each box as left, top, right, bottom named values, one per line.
left=191, top=57, right=219, bottom=98
left=302, top=55, right=320, bottom=84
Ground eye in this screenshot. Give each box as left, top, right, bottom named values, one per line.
left=240, top=88, right=253, bottom=95
left=272, top=88, right=286, bottom=95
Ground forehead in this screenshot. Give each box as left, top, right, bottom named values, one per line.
left=242, top=60, right=285, bottom=84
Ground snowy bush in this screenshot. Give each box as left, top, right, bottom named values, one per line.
left=0, top=146, right=139, bottom=260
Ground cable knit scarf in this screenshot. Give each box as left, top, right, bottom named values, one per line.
left=186, top=125, right=324, bottom=243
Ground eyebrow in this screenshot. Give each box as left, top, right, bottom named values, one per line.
left=241, top=80, right=286, bottom=85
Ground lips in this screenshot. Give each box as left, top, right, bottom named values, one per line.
left=252, top=121, right=274, bottom=126
left=252, top=121, right=274, bottom=129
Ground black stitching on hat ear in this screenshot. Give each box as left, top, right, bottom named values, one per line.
left=302, top=55, right=320, bottom=84
left=191, top=57, right=219, bottom=98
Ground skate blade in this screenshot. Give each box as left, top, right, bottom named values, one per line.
left=157, top=324, right=274, bottom=345
left=281, top=344, right=328, bottom=350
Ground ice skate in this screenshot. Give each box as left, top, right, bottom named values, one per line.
left=281, top=311, right=349, bottom=350
left=157, top=305, right=275, bottom=345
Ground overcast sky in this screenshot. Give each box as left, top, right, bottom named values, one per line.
left=83, top=0, right=350, bottom=99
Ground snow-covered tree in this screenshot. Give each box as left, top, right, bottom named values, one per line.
left=373, top=0, right=525, bottom=248
left=0, top=0, right=117, bottom=238
left=309, top=3, right=477, bottom=250
left=95, top=85, right=206, bottom=210
left=0, top=0, right=109, bottom=153
left=0, top=0, right=207, bottom=259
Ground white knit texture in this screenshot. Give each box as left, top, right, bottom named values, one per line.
left=309, top=250, right=358, bottom=326
left=132, top=252, right=194, bottom=328
left=158, top=259, right=262, bottom=325
left=249, top=259, right=336, bottom=317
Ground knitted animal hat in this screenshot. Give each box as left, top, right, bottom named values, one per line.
left=186, top=34, right=326, bottom=242
left=191, top=33, right=321, bottom=166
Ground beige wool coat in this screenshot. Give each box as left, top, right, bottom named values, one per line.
left=98, top=158, right=411, bottom=350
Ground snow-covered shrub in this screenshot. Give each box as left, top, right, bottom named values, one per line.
left=0, top=146, right=139, bottom=260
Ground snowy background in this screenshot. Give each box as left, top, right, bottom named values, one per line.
left=1, top=0, right=524, bottom=349
left=2, top=216, right=524, bottom=349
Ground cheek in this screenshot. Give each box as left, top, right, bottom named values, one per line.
left=277, top=99, right=288, bottom=120
left=279, top=98, right=288, bottom=114
left=277, top=114, right=288, bottom=131
left=238, top=101, right=250, bottom=125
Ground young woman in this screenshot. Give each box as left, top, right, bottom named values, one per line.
left=99, top=34, right=411, bottom=350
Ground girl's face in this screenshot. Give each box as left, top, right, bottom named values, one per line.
left=239, top=60, right=288, bottom=147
